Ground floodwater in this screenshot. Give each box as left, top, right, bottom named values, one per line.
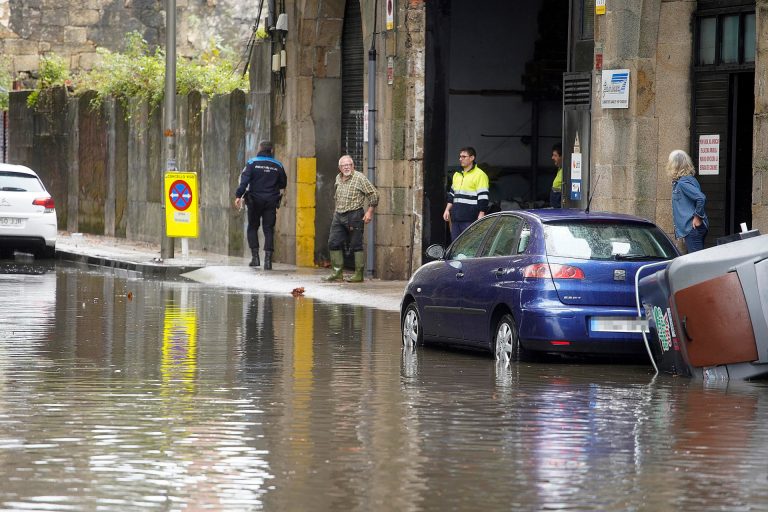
left=1, top=263, right=768, bottom=511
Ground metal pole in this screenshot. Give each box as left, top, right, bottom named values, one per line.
left=162, top=0, right=177, bottom=260
left=366, top=12, right=377, bottom=278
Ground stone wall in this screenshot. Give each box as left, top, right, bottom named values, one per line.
left=591, top=0, right=694, bottom=243
left=754, top=0, right=768, bottom=230
left=8, top=88, right=249, bottom=258
left=0, top=0, right=258, bottom=75
left=275, top=0, right=425, bottom=279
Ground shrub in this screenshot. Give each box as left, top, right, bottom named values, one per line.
left=78, top=31, right=250, bottom=116
left=26, top=53, right=71, bottom=109
left=0, top=57, right=11, bottom=111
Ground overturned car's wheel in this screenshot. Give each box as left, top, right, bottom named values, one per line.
left=494, top=313, right=526, bottom=364
left=402, top=303, right=423, bottom=347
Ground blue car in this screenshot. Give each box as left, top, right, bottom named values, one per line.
left=401, top=209, right=680, bottom=362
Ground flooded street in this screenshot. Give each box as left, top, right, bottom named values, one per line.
left=1, top=264, right=768, bottom=511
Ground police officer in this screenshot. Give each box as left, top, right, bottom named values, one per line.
left=234, top=140, right=287, bottom=270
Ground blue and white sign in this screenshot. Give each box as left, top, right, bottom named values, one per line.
left=570, top=153, right=582, bottom=201
left=601, top=69, right=630, bottom=109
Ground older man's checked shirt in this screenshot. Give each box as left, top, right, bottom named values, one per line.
left=334, top=171, right=379, bottom=213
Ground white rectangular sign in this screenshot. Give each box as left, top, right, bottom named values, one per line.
left=570, top=153, right=582, bottom=181
left=698, top=134, right=720, bottom=175
left=601, top=69, right=630, bottom=109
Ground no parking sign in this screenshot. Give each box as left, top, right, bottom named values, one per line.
left=165, top=172, right=199, bottom=238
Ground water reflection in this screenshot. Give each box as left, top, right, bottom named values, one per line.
left=1, top=266, right=768, bottom=510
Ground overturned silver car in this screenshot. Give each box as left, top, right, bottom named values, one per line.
left=637, top=231, right=768, bottom=381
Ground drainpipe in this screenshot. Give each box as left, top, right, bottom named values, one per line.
left=367, top=0, right=378, bottom=277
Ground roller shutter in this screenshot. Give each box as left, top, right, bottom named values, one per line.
left=341, top=0, right=364, bottom=167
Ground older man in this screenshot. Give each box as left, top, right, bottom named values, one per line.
left=324, top=155, right=379, bottom=283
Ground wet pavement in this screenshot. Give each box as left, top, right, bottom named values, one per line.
left=54, top=232, right=407, bottom=312
left=2, top=263, right=768, bottom=510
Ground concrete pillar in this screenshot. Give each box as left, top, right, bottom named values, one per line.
left=753, top=4, right=768, bottom=231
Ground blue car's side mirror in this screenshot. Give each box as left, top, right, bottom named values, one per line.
left=426, top=244, right=445, bottom=260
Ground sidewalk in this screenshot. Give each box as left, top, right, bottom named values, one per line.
left=55, top=232, right=407, bottom=312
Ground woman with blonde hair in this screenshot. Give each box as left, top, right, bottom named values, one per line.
left=667, top=149, right=708, bottom=253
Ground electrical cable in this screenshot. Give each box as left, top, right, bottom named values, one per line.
left=240, top=0, right=267, bottom=77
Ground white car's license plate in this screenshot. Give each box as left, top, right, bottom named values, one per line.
left=0, top=217, right=23, bottom=226
left=590, top=316, right=648, bottom=333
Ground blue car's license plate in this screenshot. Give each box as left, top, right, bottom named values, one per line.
left=590, top=316, right=648, bottom=333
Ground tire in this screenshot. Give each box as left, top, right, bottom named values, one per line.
left=37, top=244, right=55, bottom=260
left=494, top=313, right=526, bottom=363
left=402, top=303, right=423, bottom=347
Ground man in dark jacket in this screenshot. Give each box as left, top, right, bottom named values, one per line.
left=234, top=140, right=287, bottom=270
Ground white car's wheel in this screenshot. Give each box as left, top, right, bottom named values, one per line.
left=402, top=303, right=422, bottom=347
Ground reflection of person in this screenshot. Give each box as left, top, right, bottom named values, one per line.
left=234, top=140, right=287, bottom=270
left=668, top=149, right=708, bottom=253
left=550, top=143, right=563, bottom=208
left=324, top=155, right=379, bottom=283
left=443, top=147, right=489, bottom=241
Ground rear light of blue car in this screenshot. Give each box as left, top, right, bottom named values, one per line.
left=33, top=197, right=55, bottom=212
left=523, top=263, right=584, bottom=279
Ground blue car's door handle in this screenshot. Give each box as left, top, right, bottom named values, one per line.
left=494, top=267, right=505, bottom=277
left=455, top=271, right=464, bottom=279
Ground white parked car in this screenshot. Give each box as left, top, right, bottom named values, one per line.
left=0, top=163, right=58, bottom=258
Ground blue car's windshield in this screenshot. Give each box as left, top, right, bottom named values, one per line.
left=544, top=221, right=677, bottom=260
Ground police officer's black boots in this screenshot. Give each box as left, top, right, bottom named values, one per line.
left=264, top=251, right=273, bottom=270
left=249, top=248, right=260, bottom=267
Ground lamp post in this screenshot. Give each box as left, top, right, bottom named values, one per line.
left=161, top=0, right=177, bottom=260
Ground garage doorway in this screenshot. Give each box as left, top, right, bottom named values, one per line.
left=424, top=0, right=568, bottom=247
left=693, top=4, right=755, bottom=243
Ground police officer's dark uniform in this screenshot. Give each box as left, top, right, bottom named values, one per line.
left=234, top=141, right=287, bottom=270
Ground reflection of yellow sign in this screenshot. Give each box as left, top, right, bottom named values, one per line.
left=165, top=172, right=199, bottom=238
left=162, top=305, right=198, bottom=394
left=596, top=0, right=606, bottom=15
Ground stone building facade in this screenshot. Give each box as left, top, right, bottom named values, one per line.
left=0, top=0, right=255, bottom=74
left=3, top=0, right=767, bottom=280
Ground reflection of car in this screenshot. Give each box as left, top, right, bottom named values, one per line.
left=401, top=209, right=679, bottom=362
left=0, top=163, right=57, bottom=258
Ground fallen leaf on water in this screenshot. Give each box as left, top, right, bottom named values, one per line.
left=291, top=287, right=305, bottom=297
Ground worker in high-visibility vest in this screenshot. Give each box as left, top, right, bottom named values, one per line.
left=550, top=143, right=563, bottom=208
left=443, top=146, right=489, bottom=241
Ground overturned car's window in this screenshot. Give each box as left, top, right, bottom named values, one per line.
left=544, top=221, right=677, bottom=260
left=0, top=172, right=45, bottom=192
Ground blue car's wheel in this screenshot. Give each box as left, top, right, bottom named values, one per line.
left=494, top=313, right=525, bottom=363
left=402, top=303, right=422, bottom=347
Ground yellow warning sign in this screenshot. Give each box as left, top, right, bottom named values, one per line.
left=165, top=172, right=199, bottom=238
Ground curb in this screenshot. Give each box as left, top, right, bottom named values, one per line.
left=55, top=249, right=205, bottom=279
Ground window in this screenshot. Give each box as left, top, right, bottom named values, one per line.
left=721, top=15, right=739, bottom=64
left=744, top=13, right=756, bottom=63
left=478, top=216, right=524, bottom=257
left=447, top=218, right=493, bottom=260
left=699, top=17, right=716, bottom=65
left=0, top=172, right=45, bottom=192
left=543, top=222, right=678, bottom=261
left=697, top=11, right=756, bottom=67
